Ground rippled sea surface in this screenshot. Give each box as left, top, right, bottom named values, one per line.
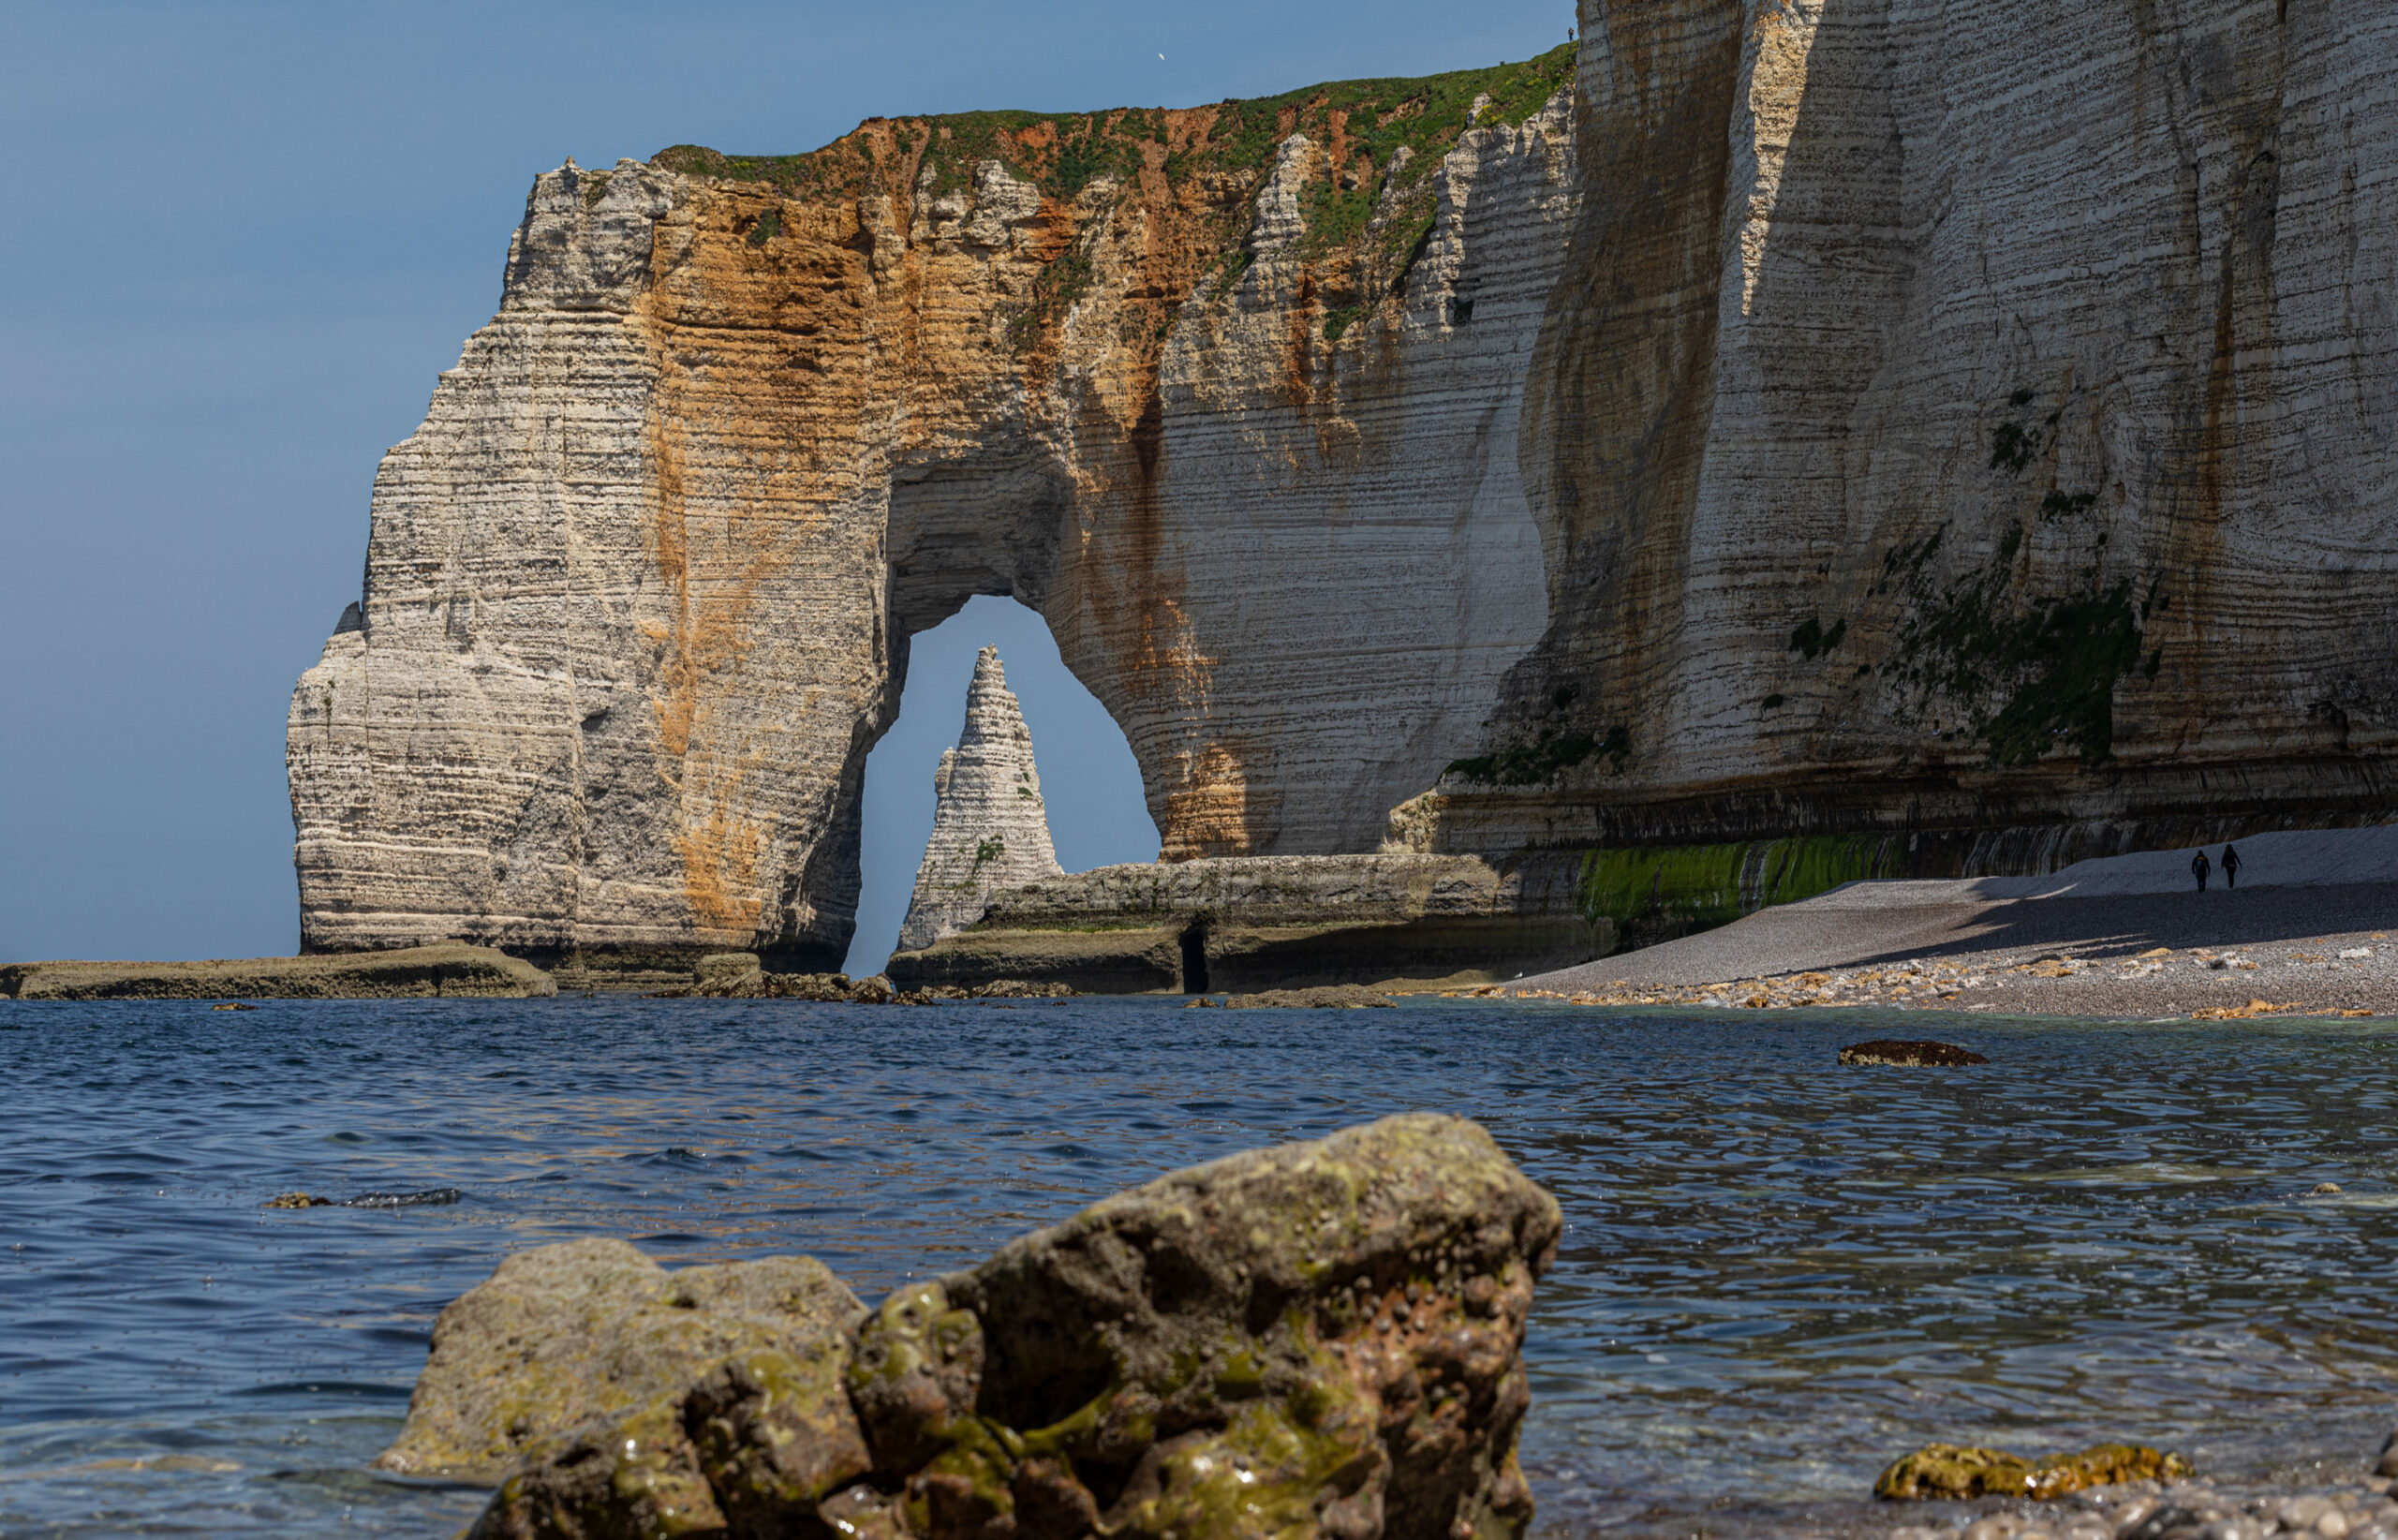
left=3, top=998, right=2395, bottom=1538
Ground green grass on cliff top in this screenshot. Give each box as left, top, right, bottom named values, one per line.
left=651, top=42, right=1576, bottom=203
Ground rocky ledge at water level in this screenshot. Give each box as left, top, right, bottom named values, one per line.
left=375, top=1114, right=1561, bottom=1540
left=886, top=852, right=1604, bottom=995
left=0, top=943, right=555, bottom=1000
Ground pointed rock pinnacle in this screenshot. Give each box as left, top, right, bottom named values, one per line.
left=895, top=647, right=1064, bottom=953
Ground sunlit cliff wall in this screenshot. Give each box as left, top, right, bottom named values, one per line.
left=288, top=52, right=1580, bottom=964
left=290, top=4, right=2398, bottom=966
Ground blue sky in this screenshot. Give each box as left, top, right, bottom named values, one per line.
left=0, top=0, right=1571, bottom=968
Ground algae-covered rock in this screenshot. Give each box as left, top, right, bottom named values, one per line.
left=942, top=1111, right=1560, bottom=1540
left=470, top=1340, right=876, bottom=1539
left=377, top=1238, right=866, bottom=1482
left=467, top=1392, right=725, bottom=1540
left=1873, top=1441, right=2192, bottom=1500
left=1213, top=985, right=1396, bottom=1009
left=438, top=1115, right=1559, bottom=1540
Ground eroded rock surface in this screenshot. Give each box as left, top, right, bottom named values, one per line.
left=406, top=1114, right=1560, bottom=1540
left=898, top=647, right=1065, bottom=954
left=0, top=943, right=555, bottom=1000
left=289, top=9, right=2398, bottom=976
left=889, top=853, right=1602, bottom=994
left=377, top=1238, right=866, bottom=1483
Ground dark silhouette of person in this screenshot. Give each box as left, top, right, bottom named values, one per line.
left=2222, top=842, right=2241, bottom=890
left=2191, top=849, right=2211, bottom=892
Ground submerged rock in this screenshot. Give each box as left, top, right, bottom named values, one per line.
left=1196, top=985, right=1397, bottom=1010
left=262, top=1188, right=461, bottom=1209
left=407, top=1114, right=1560, bottom=1540
left=1873, top=1441, right=2192, bottom=1501
left=1839, top=1039, right=1990, bottom=1067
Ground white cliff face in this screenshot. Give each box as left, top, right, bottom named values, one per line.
left=1434, top=0, right=2398, bottom=852
left=895, top=647, right=1063, bottom=953
left=289, top=17, right=2398, bottom=966
left=1123, top=91, right=1576, bottom=858
left=288, top=61, right=1586, bottom=965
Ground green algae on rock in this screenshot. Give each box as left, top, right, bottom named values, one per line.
left=376, top=1239, right=866, bottom=1483
left=1873, top=1441, right=2193, bottom=1501
left=422, top=1113, right=1560, bottom=1540
left=0, top=942, right=555, bottom=1000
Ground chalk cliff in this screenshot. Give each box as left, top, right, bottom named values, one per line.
left=290, top=3, right=2398, bottom=970
left=1428, top=0, right=2398, bottom=858
left=895, top=647, right=1062, bottom=952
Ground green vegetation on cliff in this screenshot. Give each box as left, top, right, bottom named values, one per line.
left=651, top=42, right=1576, bottom=251
left=1575, top=836, right=1905, bottom=935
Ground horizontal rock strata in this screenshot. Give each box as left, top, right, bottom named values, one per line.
left=0, top=943, right=555, bottom=1000
left=886, top=852, right=1603, bottom=993
left=384, top=1113, right=1561, bottom=1540
left=290, top=6, right=2398, bottom=971
left=289, top=52, right=1581, bottom=971
left=1429, top=0, right=2398, bottom=853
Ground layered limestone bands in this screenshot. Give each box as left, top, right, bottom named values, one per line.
left=1438, top=0, right=2398, bottom=851
left=896, top=647, right=1062, bottom=953
left=887, top=853, right=1601, bottom=994
left=291, top=10, right=2398, bottom=967
left=290, top=55, right=1581, bottom=963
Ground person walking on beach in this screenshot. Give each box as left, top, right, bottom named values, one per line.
left=2192, top=848, right=2211, bottom=891
left=2222, top=842, right=2242, bottom=889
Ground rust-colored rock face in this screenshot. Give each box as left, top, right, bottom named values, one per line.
left=290, top=8, right=2398, bottom=965
left=289, top=53, right=1577, bottom=963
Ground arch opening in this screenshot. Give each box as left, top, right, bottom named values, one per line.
left=843, top=594, right=1157, bottom=977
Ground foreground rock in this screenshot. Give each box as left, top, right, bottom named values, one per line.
left=889, top=853, right=1601, bottom=996
left=392, top=1114, right=1561, bottom=1539
left=1841, top=1041, right=1990, bottom=1068
left=378, top=1239, right=867, bottom=1483
left=0, top=943, right=555, bottom=1000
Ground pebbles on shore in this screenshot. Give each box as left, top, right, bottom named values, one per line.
left=1485, top=929, right=2395, bottom=1019
left=1884, top=1474, right=2398, bottom=1540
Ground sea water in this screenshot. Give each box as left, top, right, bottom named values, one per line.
left=1, top=997, right=2393, bottom=1537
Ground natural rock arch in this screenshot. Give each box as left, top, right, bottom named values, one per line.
left=288, top=77, right=1576, bottom=972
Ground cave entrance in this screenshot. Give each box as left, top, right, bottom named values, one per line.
left=843, top=595, right=1157, bottom=976
left=1177, top=920, right=1210, bottom=995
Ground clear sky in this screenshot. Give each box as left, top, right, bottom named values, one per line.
left=0, top=0, right=1572, bottom=968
